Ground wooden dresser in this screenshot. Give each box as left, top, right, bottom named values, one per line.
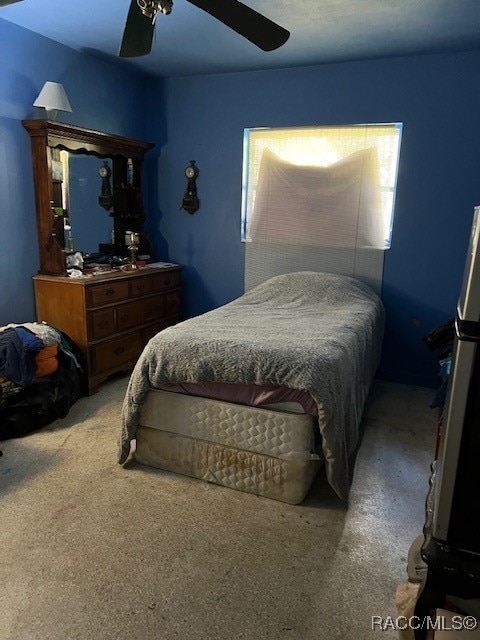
left=33, top=266, right=181, bottom=394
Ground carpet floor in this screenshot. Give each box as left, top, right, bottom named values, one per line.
left=0, top=376, right=436, bottom=640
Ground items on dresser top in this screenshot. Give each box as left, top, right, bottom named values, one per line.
left=144, top=261, right=178, bottom=269
left=68, top=252, right=150, bottom=278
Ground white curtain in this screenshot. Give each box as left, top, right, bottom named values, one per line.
left=248, top=147, right=384, bottom=249
left=243, top=124, right=402, bottom=294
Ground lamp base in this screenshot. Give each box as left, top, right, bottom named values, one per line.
left=128, top=243, right=139, bottom=267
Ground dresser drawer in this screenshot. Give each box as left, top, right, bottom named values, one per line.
left=153, top=270, right=181, bottom=292
left=88, top=281, right=129, bottom=307
left=142, top=318, right=179, bottom=344
left=90, top=333, right=143, bottom=375
left=116, top=301, right=142, bottom=333
left=143, top=322, right=165, bottom=344
left=130, top=277, right=153, bottom=297
left=142, top=296, right=165, bottom=324
left=89, top=308, right=115, bottom=340
left=165, top=290, right=181, bottom=316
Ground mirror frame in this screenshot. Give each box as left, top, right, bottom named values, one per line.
left=22, top=119, right=154, bottom=276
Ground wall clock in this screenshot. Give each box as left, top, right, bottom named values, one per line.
left=98, top=161, right=113, bottom=211
left=181, top=160, right=199, bottom=214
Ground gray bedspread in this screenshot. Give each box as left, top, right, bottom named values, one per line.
left=118, top=271, right=384, bottom=500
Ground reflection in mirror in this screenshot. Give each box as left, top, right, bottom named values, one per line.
left=51, top=149, right=69, bottom=211
left=65, top=154, right=114, bottom=254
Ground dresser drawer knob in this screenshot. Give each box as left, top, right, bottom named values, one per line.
left=99, top=320, right=109, bottom=328
left=114, top=346, right=125, bottom=356
left=136, top=284, right=145, bottom=291
left=105, top=289, right=115, bottom=297
left=119, top=315, right=128, bottom=322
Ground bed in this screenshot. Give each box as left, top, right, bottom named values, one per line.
left=118, top=271, right=385, bottom=503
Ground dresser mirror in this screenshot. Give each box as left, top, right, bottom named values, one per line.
left=22, top=119, right=154, bottom=276
left=57, top=151, right=115, bottom=254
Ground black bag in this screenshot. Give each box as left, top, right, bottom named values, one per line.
left=0, top=332, right=86, bottom=440
left=423, top=318, right=455, bottom=360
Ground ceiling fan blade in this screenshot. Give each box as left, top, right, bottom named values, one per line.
left=187, top=0, right=290, bottom=51
left=0, top=0, right=24, bottom=6
left=119, top=0, right=156, bottom=58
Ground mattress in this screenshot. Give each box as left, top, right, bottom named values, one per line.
left=157, top=381, right=318, bottom=415
left=135, top=389, right=322, bottom=504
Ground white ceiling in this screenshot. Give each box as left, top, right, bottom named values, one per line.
left=1, top=0, right=480, bottom=78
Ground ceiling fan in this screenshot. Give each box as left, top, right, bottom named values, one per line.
left=119, top=0, right=290, bottom=58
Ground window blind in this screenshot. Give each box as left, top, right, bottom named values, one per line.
left=243, top=124, right=402, bottom=293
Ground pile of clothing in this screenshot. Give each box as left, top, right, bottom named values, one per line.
left=0, top=322, right=85, bottom=439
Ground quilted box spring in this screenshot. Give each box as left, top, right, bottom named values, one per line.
left=136, top=389, right=322, bottom=504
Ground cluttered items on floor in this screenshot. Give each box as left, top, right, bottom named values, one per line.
left=423, top=318, right=454, bottom=409
left=0, top=322, right=85, bottom=440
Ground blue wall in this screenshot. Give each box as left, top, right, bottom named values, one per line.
left=1, top=15, right=479, bottom=388
left=145, top=51, right=480, bottom=387
left=0, top=19, right=151, bottom=325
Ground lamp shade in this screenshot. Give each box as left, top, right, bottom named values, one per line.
left=33, top=82, right=72, bottom=112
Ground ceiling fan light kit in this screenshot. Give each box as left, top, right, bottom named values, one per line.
left=138, top=0, right=172, bottom=19
left=119, top=0, right=290, bottom=58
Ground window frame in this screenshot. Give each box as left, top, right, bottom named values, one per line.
left=240, top=123, right=403, bottom=246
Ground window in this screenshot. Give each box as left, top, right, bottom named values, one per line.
left=241, top=123, right=402, bottom=249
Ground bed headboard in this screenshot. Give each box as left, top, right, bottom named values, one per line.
left=244, top=243, right=384, bottom=295
left=243, top=146, right=387, bottom=295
